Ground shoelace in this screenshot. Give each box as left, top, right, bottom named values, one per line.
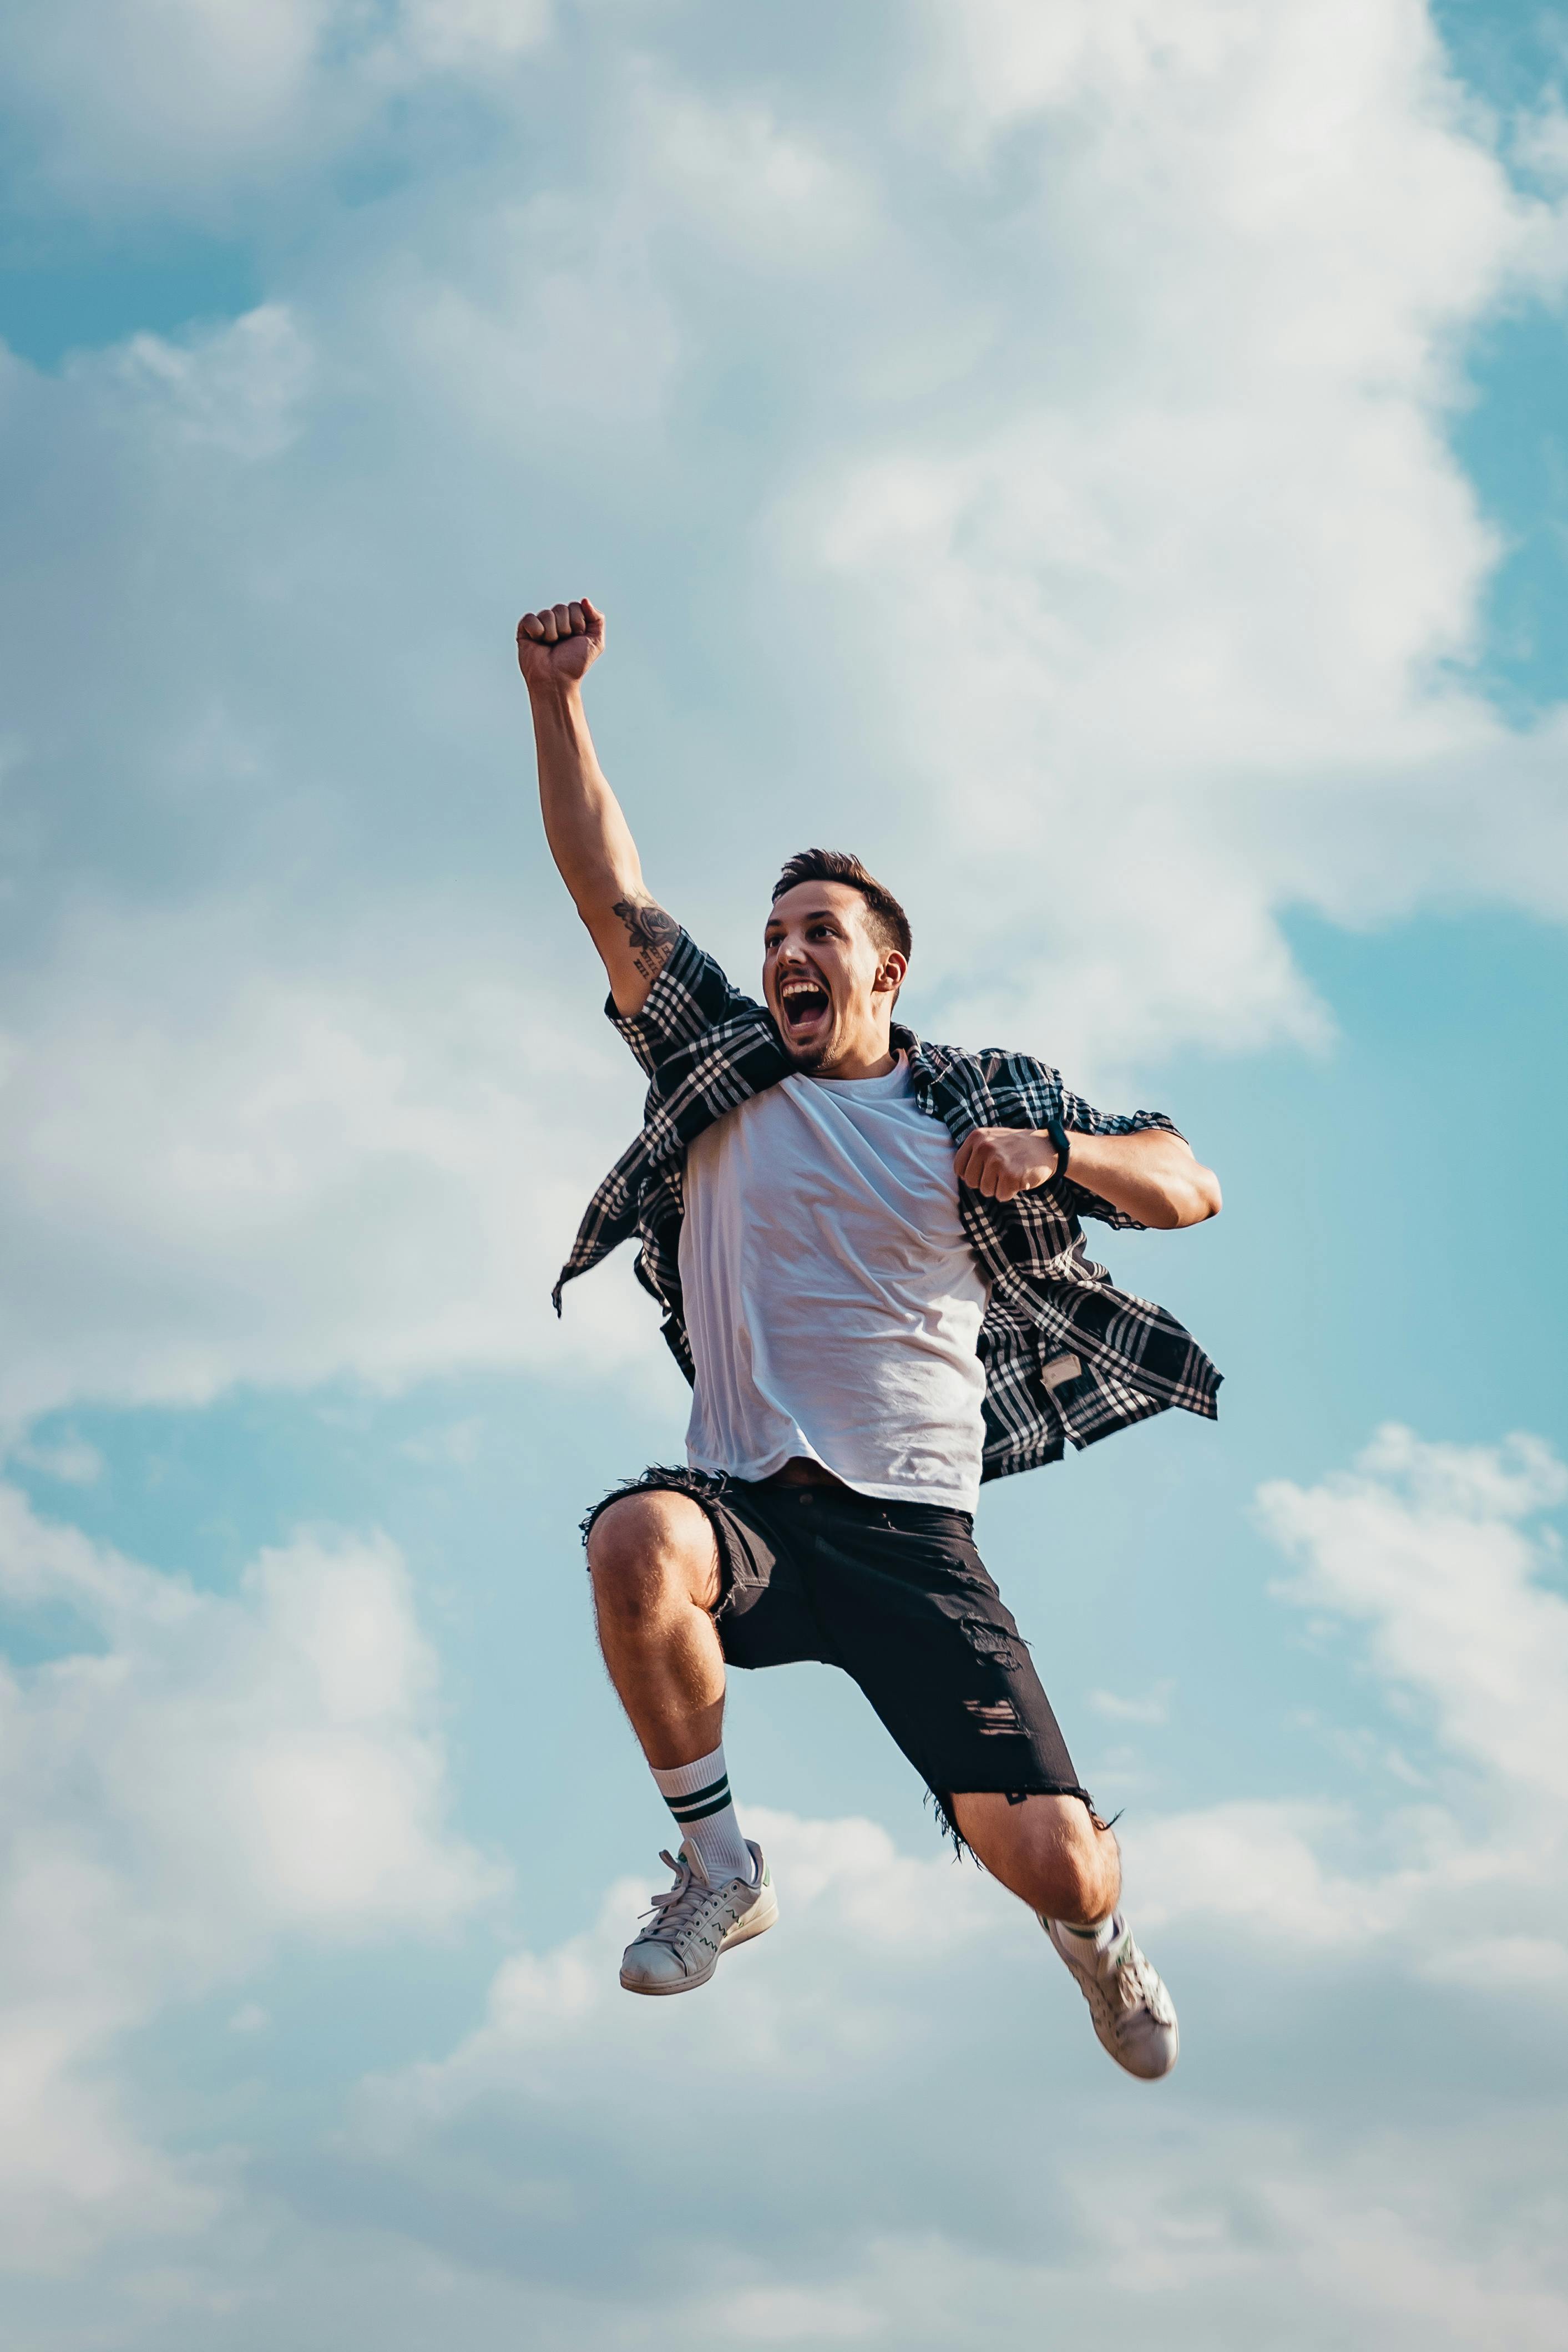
left=636, top=1850, right=740, bottom=1956
left=1106, top=1939, right=1176, bottom=2025
left=1069, top=1928, right=1174, bottom=2031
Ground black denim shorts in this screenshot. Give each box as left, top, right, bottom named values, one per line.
left=583, top=1467, right=1093, bottom=1841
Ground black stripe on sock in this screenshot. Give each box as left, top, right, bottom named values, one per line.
left=671, top=1790, right=735, bottom=1823
left=667, top=1779, right=731, bottom=1822
left=665, top=1774, right=727, bottom=1815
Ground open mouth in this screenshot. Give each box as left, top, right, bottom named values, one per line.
left=777, top=975, right=831, bottom=1040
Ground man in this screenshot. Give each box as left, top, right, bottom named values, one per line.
left=520, top=595, right=1222, bottom=2080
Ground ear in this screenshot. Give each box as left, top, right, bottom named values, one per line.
left=872, top=950, right=908, bottom=999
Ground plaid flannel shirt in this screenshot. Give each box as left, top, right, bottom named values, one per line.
left=553, top=929, right=1221, bottom=1482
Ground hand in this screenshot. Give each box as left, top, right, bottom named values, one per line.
left=517, top=597, right=605, bottom=692
left=953, top=1126, right=1060, bottom=1202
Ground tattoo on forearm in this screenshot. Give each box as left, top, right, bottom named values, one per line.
left=612, top=897, right=678, bottom=980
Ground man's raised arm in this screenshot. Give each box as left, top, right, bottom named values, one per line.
left=517, top=597, right=678, bottom=1016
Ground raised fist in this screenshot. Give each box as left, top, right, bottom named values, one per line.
left=516, top=597, right=605, bottom=690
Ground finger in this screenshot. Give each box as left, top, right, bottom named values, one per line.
left=957, top=1127, right=995, bottom=1177
left=581, top=594, right=604, bottom=634
left=566, top=601, right=586, bottom=634
left=552, top=603, right=574, bottom=637
left=538, top=608, right=560, bottom=642
left=518, top=611, right=545, bottom=640
left=953, top=1137, right=979, bottom=1186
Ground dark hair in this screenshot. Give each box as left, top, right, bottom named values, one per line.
left=770, top=848, right=912, bottom=965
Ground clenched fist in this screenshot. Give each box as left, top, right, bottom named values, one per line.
left=517, top=597, right=605, bottom=691
left=953, top=1126, right=1061, bottom=1202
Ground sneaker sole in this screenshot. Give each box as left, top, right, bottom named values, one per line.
left=619, top=1883, right=780, bottom=1997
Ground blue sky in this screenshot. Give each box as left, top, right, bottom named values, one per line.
left=2, top=4, right=1566, bottom=2346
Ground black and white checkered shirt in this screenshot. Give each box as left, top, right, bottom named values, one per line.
left=554, top=929, right=1220, bottom=1482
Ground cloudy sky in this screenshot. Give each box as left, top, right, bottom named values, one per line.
left=2, top=1, right=1566, bottom=2344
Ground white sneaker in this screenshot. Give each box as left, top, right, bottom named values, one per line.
left=619, top=1840, right=778, bottom=1996
left=1044, top=1911, right=1179, bottom=2079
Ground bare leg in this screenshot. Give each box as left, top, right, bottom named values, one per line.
left=950, top=1792, right=1121, bottom=1924
left=585, top=1491, right=727, bottom=1768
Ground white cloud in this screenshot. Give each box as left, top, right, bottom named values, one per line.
left=1, top=4, right=1565, bottom=2340
left=0, top=0, right=350, bottom=210
left=1090, top=1676, right=1173, bottom=1723
left=294, top=1423, right=1567, bottom=2346
left=394, top=0, right=552, bottom=74
left=0, top=1427, right=1564, bottom=2340
left=104, top=306, right=314, bottom=462
left=1259, top=1423, right=1568, bottom=1803
left=6, top=1430, right=104, bottom=1485
left=401, top=1415, right=487, bottom=1466
left=0, top=1483, right=500, bottom=2268
left=793, top=0, right=1568, bottom=1068
left=646, top=86, right=878, bottom=263
left=0, top=894, right=664, bottom=1423
left=0, top=0, right=550, bottom=216
left=3, top=0, right=1568, bottom=1418
left=1122, top=1425, right=1568, bottom=2003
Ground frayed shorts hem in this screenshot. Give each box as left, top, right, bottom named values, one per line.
left=581, top=1464, right=1096, bottom=1852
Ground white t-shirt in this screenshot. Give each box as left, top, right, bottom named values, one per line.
left=679, top=1055, right=989, bottom=1511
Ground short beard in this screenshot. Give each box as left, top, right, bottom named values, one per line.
left=782, top=1036, right=832, bottom=1074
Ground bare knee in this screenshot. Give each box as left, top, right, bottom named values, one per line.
left=586, top=1491, right=720, bottom=1623
left=952, top=1791, right=1120, bottom=1922
left=1045, top=1813, right=1120, bottom=1923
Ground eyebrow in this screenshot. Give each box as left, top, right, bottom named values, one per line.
left=764, top=904, right=843, bottom=933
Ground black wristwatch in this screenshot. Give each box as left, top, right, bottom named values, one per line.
left=1045, top=1115, right=1071, bottom=1183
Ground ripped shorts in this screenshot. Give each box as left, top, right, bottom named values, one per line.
left=583, top=1467, right=1093, bottom=1842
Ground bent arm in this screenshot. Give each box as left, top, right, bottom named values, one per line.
left=1062, top=1127, right=1221, bottom=1229
left=518, top=598, right=676, bottom=1016
left=954, top=1122, right=1221, bottom=1226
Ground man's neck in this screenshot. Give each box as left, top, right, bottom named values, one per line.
left=813, top=1041, right=898, bottom=1081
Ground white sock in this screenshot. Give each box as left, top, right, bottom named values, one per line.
left=650, top=1745, right=755, bottom=1886
left=1055, top=1911, right=1120, bottom=1954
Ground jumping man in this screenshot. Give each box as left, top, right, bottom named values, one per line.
left=520, top=595, right=1222, bottom=2078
